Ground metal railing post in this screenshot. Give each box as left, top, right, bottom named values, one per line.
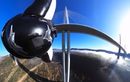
left=67, top=31, right=70, bottom=82
left=62, top=31, right=66, bottom=82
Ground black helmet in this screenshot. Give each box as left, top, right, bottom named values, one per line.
left=1, top=0, right=57, bottom=59
left=2, top=15, right=56, bottom=58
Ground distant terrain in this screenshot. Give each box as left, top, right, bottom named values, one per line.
left=0, top=55, right=62, bottom=82
left=0, top=49, right=130, bottom=82
left=0, top=56, right=6, bottom=62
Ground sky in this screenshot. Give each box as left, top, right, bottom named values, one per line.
left=0, top=0, right=130, bottom=56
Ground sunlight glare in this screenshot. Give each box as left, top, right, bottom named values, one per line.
left=119, top=11, right=130, bottom=53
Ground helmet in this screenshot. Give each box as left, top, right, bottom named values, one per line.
left=2, top=15, right=55, bottom=58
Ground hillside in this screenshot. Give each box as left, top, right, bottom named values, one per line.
left=0, top=56, right=6, bottom=62
left=0, top=56, right=62, bottom=82
left=1, top=50, right=130, bottom=82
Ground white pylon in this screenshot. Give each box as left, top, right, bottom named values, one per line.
left=62, top=6, right=70, bottom=82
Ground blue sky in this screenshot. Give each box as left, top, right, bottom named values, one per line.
left=0, top=0, right=130, bottom=56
